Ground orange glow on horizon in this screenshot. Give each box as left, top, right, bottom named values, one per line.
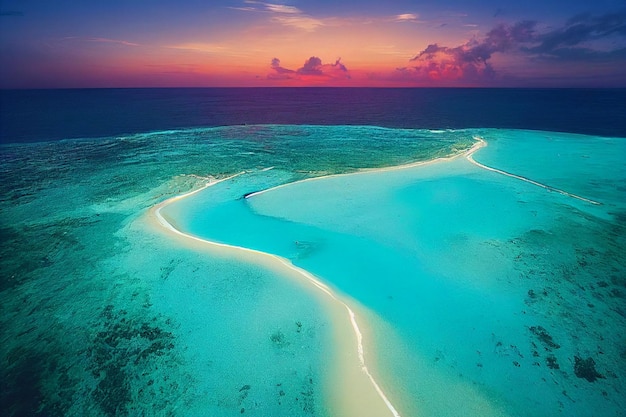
left=3, top=2, right=624, bottom=89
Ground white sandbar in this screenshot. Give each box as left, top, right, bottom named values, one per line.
left=146, top=134, right=602, bottom=416
left=147, top=176, right=402, bottom=417
left=467, top=137, right=601, bottom=205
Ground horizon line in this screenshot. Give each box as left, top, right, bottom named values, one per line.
left=3, top=86, right=626, bottom=91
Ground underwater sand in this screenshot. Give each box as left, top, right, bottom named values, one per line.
left=2, top=126, right=624, bottom=416
left=162, top=131, right=626, bottom=417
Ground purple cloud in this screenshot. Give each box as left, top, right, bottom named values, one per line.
left=271, top=58, right=295, bottom=73
left=268, top=58, right=296, bottom=80
left=527, top=10, right=626, bottom=59
left=406, top=11, right=626, bottom=84
left=332, top=58, right=348, bottom=72
left=269, top=56, right=350, bottom=80
left=411, top=20, right=536, bottom=72
left=297, top=56, right=324, bottom=75
left=61, top=36, right=140, bottom=47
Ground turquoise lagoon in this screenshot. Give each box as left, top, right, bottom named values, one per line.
left=162, top=129, right=626, bottom=417
left=0, top=126, right=470, bottom=417
left=1, top=125, right=625, bottom=416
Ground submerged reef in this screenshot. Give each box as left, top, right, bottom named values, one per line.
left=88, top=305, right=178, bottom=417
left=500, top=204, right=626, bottom=413
left=0, top=302, right=182, bottom=417
left=2, top=126, right=624, bottom=417
left=574, top=356, right=604, bottom=382
left=529, top=325, right=560, bottom=350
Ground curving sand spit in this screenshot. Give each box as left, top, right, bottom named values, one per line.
left=466, top=137, right=601, bottom=205
left=147, top=175, right=402, bottom=417
left=244, top=139, right=486, bottom=200
left=145, top=135, right=600, bottom=416
left=145, top=141, right=491, bottom=417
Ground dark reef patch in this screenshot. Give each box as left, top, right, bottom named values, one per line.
left=87, top=305, right=177, bottom=416
left=574, top=356, right=604, bottom=382
left=529, top=326, right=560, bottom=351
left=270, top=330, right=290, bottom=348
left=1, top=351, right=55, bottom=417
left=0, top=339, right=79, bottom=417
left=546, top=354, right=560, bottom=370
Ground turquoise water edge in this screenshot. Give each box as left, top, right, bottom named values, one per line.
left=1, top=125, right=625, bottom=416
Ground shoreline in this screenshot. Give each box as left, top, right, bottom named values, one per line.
left=143, top=138, right=489, bottom=417
left=144, top=140, right=489, bottom=416
left=144, top=133, right=602, bottom=416
left=246, top=135, right=599, bottom=207
left=244, top=139, right=484, bottom=199
left=466, top=148, right=602, bottom=205
left=147, top=178, right=403, bottom=417
left=145, top=140, right=491, bottom=415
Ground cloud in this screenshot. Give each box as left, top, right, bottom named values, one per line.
left=268, top=58, right=296, bottom=79
left=297, top=57, right=349, bottom=78
left=237, top=1, right=427, bottom=31
left=167, top=43, right=226, bottom=53
left=269, top=56, right=350, bottom=80
left=297, top=56, right=324, bottom=75
left=408, top=21, right=536, bottom=82
left=62, top=37, right=140, bottom=47
left=234, top=1, right=323, bottom=30
left=527, top=10, right=626, bottom=57
left=228, top=6, right=256, bottom=12
left=405, top=10, right=626, bottom=84
left=264, top=3, right=300, bottom=14
left=272, top=14, right=324, bottom=30
left=88, top=38, right=140, bottom=47
left=332, top=58, right=349, bottom=72
left=395, top=13, right=419, bottom=22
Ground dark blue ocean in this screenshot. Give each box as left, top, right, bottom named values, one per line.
left=2, top=88, right=626, bottom=143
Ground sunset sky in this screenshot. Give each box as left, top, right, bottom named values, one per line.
left=1, top=0, right=625, bottom=88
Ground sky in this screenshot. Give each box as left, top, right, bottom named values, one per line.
left=1, top=0, right=625, bottom=88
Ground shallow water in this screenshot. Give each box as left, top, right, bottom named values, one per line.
left=165, top=129, right=626, bottom=416
left=2, top=124, right=624, bottom=416
left=1, top=125, right=473, bottom=416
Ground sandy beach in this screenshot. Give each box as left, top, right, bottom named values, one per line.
left=143, top=136, right=492, bottom=416
left=245, top=136, right=484, bottom=200
left=147, top=184, right=402, bottom=417
left=142, top=136, right=499, bottom=417
left=143, top=131, right=619, bottom=417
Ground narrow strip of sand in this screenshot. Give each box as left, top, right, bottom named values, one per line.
left=247, top=136, right=600, bottom=207
left=467, top=137, right=601, bottom=205
left=145, top=141, right=489, bottom=414
left=146, top=133, right=601, bottom=416
left=146, top=177, right=402, bottom=417
left=244, top=139, right=484, bottom=200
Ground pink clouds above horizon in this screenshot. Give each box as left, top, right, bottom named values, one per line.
left=1, top=1, right=625, bottom=88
